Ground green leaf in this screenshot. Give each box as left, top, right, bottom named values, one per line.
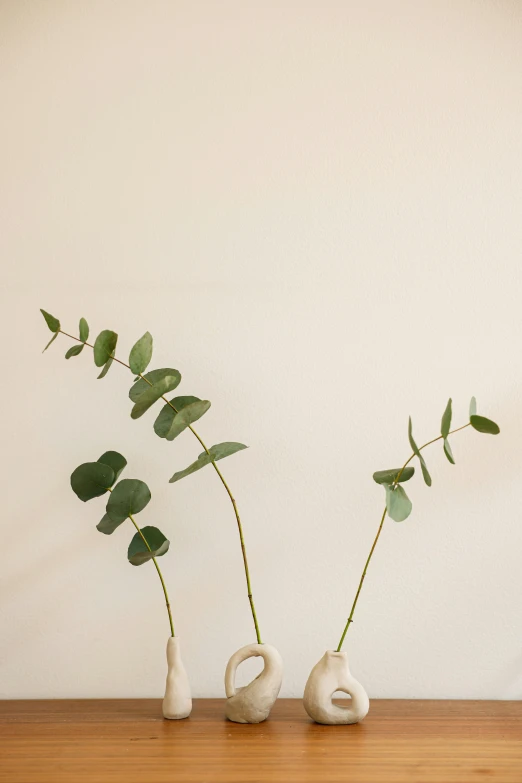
left=97, top=356, right=114, bottom=379
left=408, top=417, right=432, bottom=487
left=79, top=318, right=89, bottom=342
left=170, top=442, right=247, bottom=483
left=42, top=332, right=59, bottom=352
left=443, top=438, right=455, bottom=464
left=93, top=330, right=118, bottom=367
left=40, top=309, right=60, bottom=332
left=385, top=484, right=413, bottom=522
left=129, top=368, right=181, bottom=402
left=470, top=415, right=500, bottom=435
left=154, top=395, right=200, bottom=438
left=71, top=462, right=115, bottom=502
left=129, top=332, right=153, bottom=375
left=441, top=398, right=452, bottom=439
left=373, top=467, right=415, bottom=485
left=128, top=526, right=170, bottom=566
left=106, top=478, right=151, bottom=524
left=154, top=398, right=211, bottom=441
left=65, top=344, right=84, bottom=360
left=96, top=513, right=122, bottom=535
left=130, top=376, right=182, bottom=419
left=97, top=451, right=127, bottom=482
left=469, top=396, right=477, bottom=418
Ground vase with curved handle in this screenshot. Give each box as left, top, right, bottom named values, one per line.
left=303, top=650, right=369, bottom=725
left=224, top=643, right=283, bottom=723
left=162, top=637, right=192, bottom=720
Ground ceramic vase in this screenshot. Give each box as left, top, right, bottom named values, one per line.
left=303, top=650, right=369, bottom=725
left=224, top=642, right=283, bottom=723
left=162, top=637, right=192, bottom=720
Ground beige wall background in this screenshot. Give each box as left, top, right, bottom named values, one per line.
left=1, top=0, right=522, bottom=700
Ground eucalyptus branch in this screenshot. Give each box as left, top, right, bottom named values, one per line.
left=41, top=313, right=262, bottom=644
left=336, top=399, right=500, bottom=653
left=127, top=510, right=175, bottom=637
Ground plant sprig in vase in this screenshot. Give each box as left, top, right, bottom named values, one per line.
left=303, top=397, right=500, bottom=725
left=40, top=308, right=283, bottom=723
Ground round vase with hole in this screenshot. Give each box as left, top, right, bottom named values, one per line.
left=224, top=643, right=283, bottom=723
left=303, top=650, right=369, bottom=725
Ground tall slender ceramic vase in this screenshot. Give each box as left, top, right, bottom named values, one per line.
left=162, top=637, right=192, bottom=720
left=224, top=643, right=283, bottom=724
left=303, top=650, right=369, bottom=725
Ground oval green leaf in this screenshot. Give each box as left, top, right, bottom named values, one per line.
left=373, top=467, right=415, bottom=485
left=106, top=478, right=151, bottom=523
left=470, top=415, right=500, bottom=435
left=79, top=317, right=89, bottom=342
left=443, top=438, right=455, bottom=464
left=131, top=376, right=182, bottom=419
left=129, top=369, right=182, bottom=402
left=408, top=417, right=432, bottom=487
left=385, top=484, right=413, bottom=522
left=40, top=309, right=60, bottom=333
left=129, top=332, right=153, bottom=375
left=42, top=332, right=59, bottom=352
left=154, top=395, right=200, bottom=437
left=93, top=330, right=118, bottom=367
left=170, top=442, right=247, bottom=483
left=97, top=451, right=127, bottom=482
left=96, top=513, right=122, bottom=535
left=71, top=462, right=115, bottom=502
left=154, top=399, right=211, bottom=441
left=65, top=344, right=84, bottom=360
left=97, top=356, right=114, bottom=379
left=469, top=396, right=477, bottom=418
left=441, top=398, right=452, bottom=439
left=127, top=526, right=170, bottom=566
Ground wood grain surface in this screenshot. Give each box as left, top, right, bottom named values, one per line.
left=1, top=699, right=521, bottom=782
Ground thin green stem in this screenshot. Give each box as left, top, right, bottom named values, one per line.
left=336, top=422, right=472, bottom=652
left=129, top=512, right=175, bottom=638
left=59, top=328, right=262, bottom=644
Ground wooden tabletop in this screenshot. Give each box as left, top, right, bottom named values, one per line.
left=1, top=699, right=521, bottom=782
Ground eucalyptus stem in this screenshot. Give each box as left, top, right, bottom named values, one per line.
left=105, top=487, right=175, bottom=637
left=59, top=329, right=262, bottom=644
left=335, top=422, right=471, bottom=652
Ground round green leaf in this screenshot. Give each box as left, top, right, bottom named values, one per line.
left=170, top=442, right=247, bottom=483
left=441, top=398, right=452, bottom=439
left=97, top=451, right=127, bottom=482
left=130, top=376, right=181, bottom=419
left=127, top=526, right=170, bottom=566
left=154, top=398, right=211, bottom=441
left=65, top=344, right=84, bottom=360
left=470, top=415, right=500, bottom=435
left=71, top=462, right=115, bottom=502
left=79, top=318, right=89, bottom=342
left=129, top=332, right=153, bottom=375
left=106, top=478, right=151, bottom=523
left=40, top=309, right=60, bottom=332
left=129, top=368, right=181, bottom=402
left=385, top=484, right=413, bottom=522
left=373, top=467, right=415, bottom=485
left=93, top=330, right=118, bottom=367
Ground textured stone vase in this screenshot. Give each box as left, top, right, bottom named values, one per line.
left=303, top=650, right=369, bottom=725
left=224, top=643, right=283, bottom=724
left=162, top=637, right=192, bottom=720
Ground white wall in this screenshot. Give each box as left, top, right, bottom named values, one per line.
left=1, top=0, right=522, bottom=701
